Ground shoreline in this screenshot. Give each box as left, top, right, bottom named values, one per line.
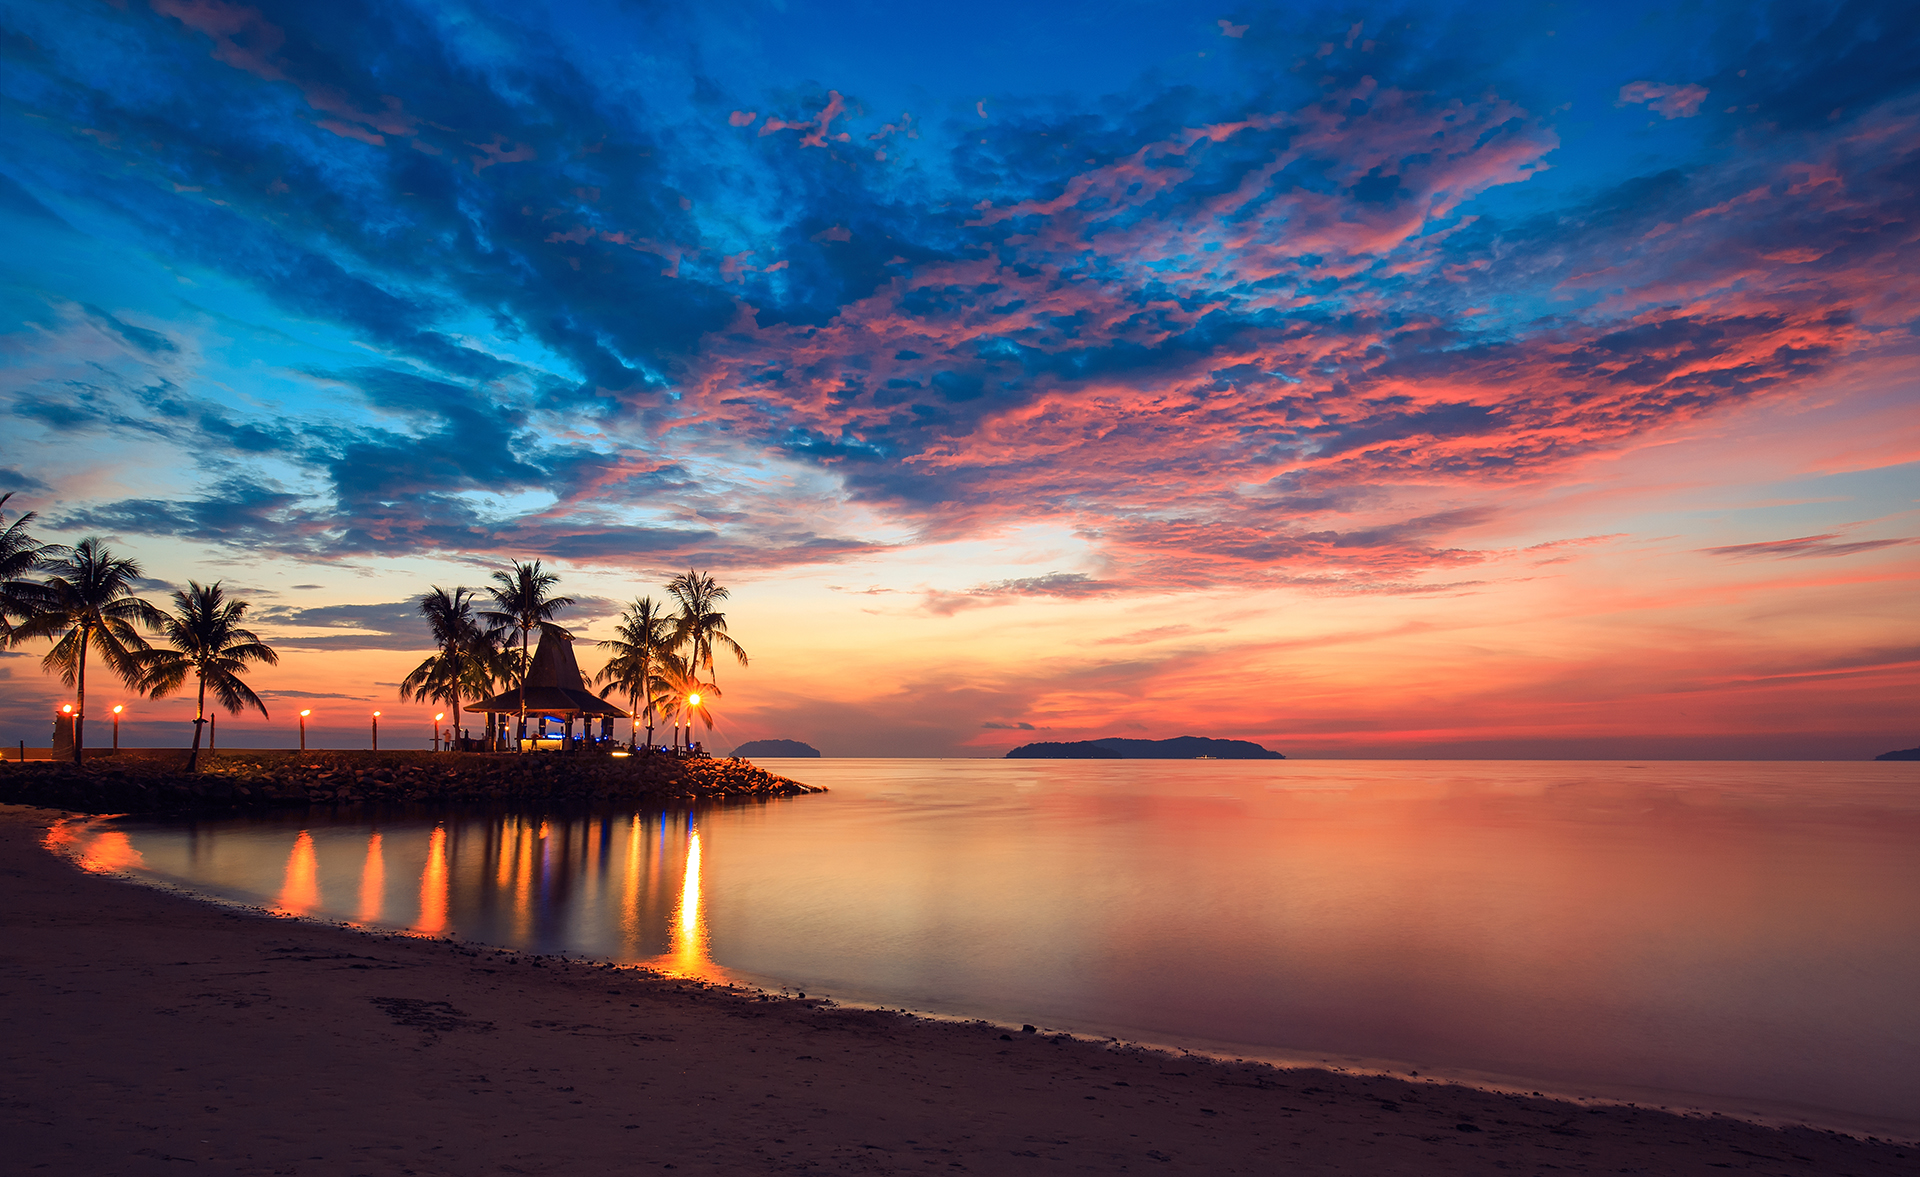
left=6, top=804, right=1915, bottom=1174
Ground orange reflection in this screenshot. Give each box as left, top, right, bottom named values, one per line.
left=664, top=828, right=716, bottom=977
left=513, top=820, right=535, bottom=936
left=417, top=825, right=448, bottom=934
left=278, top=831, right=319, bottom=915
left=495, top=817, right=517, bottom=888
left=620, top=814, right=643, bottom=950
left=45, top=819, right=148, bottom=873
left=87, top=830, right=145, bottom=873
left=358, top=831, right=385, bottom=923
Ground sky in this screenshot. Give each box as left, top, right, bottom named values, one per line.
left=0, top=0, right=1913, bottom=757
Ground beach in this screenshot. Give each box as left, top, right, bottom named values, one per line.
left=3, top=805, right=1912, bottom=1175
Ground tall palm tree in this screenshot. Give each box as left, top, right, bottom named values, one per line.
left=401, top=586, right=501, bottom=747
left=0, top=493, right=48, bottom=647
left=15, top=538, right=164, bottom=764
left=478, top=560, right=574, bottom=750
left=666, top=569, right=748, bottom=691
left=594, top=596, right=680, bottom=749
left=139, top=582, right=279, bottom=772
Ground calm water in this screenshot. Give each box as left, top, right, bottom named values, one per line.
left=51, top=760, right=1920, bottom=1134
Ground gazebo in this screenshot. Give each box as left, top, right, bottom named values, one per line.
left=466, top=627, right=627, bottom=750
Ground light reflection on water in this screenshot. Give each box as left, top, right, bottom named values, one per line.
left=45, top=759, right=1920, bottom=1132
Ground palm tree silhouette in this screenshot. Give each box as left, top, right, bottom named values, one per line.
left=139, top=582, right=279, bottom=771
left=667, top=569, right=748, bottom=690
left=594, top=596, right=681, bottom=750
left=479, top=560, right=574, bottom=750
left=0, top=493, right=48, bottom=648
left=401, top=586, right=501, bottom=748
left=15, top=538, right=164, bottom=764
left=667, top=669, right=718, bottom=755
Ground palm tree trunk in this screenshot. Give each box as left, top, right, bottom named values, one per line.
left=186, top=671, right=206, bottom=772
left=73, top=624, right=89, bottom=765
left=518, top=624, right=529, bottom=751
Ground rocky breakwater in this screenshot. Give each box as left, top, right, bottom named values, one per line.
left=0, top=749, right=824, bottom=815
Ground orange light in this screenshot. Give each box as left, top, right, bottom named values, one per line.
left=112, top=705, right=124, bottom=715
left=300, top=709, right=312, bottom=717
left=435, top=712, right=444, bottom=722
left=373, top=710, right=381, bottom=717
left=687, top=693, right=701, bottom=706
left=62, top=704, right=73, bottom=713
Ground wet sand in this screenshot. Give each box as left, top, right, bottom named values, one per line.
left=2, top=805, right=1912, bottom=1176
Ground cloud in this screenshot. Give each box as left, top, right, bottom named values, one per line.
left=980, top=721, right=1037, bottom=729
left=256, top=599, right=427, bottom=650
left=2, top=0, right=1916, bottom=597
left=1618, top=81, right=1710, bottom=119
left=1702, top=534, right=1912, bottom=560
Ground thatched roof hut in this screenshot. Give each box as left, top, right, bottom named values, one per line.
left=465, top=628, right=627, bottom=718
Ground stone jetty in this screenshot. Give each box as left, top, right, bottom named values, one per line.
left=0, top=749, right=823, bottom=814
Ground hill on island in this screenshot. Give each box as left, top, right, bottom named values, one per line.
left=1005, top=736, right=1284, bottom=760
left=1875, top=746, right=1920, bottom=761
left=731, top=739, right=821, bottom=758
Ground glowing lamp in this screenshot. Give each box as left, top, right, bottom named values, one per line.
left=112, top=705, right=124, bottom=715
left=300, top=709, right=312, bottom=717
left=687, top=693, right=701, bottom=706
left=62, top=704, right=73, bottom=714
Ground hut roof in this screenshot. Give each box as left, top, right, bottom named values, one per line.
left=465, top=627, right=628, bottom=718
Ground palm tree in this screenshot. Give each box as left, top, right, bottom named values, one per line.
left=666, top=569, right=748, bottom=691
left=594, top=596, right=680, bottom=749
left=478, top=560, right=574, bottom=750
left=14, top=538, right=165, bottom=764
left=0, top=493, right=48, bottom=647
left=672, top=673, right=717, bottom=754
left=139, top=582, right=279, bottom=772
left=401, top=586, right=501, bottom=748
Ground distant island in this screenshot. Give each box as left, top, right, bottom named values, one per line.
left=1875, top=746, right=1920, bottom=761
left=732, top=739, right=822, bottom=758
left=1005, top=736, right=1284, bottom=760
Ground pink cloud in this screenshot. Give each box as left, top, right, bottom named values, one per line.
left=1702, top=534, right=1912, bottom=559
left=728, top=110, right=757, bottom=127
left=1618, top=81, right=1710, bottom=119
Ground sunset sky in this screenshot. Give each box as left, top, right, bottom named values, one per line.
left=1, top=0, right=1913, bottom=757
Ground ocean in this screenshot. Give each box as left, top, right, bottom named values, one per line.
left=54, top=758, right=1920, bottom=1136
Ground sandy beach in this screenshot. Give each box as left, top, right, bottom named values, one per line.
left=2, top=804, right=1912, bottom=1176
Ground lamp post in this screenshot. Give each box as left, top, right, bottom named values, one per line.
left=299, top=709, right=311, bottom=752
left=112, top=704, right=123, bottom=751
left=372, top=711, right=380, bottom=752
left=434, top=713, right=444, bottom=752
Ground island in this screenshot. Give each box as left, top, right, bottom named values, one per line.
left=1005, top=736, right=1284, bottom=760
left=1874, top=746, right=1920, bottom=761
left=732, top=738, right=823, bottom=758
